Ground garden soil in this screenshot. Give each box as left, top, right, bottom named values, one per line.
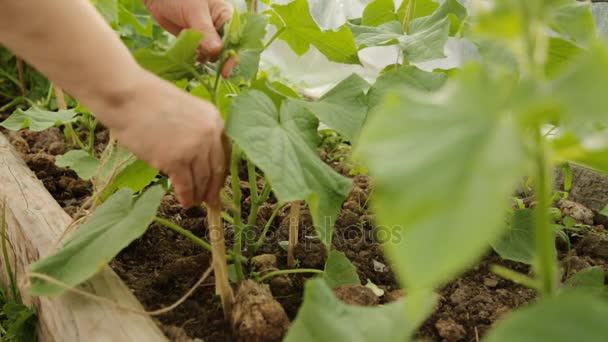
left=3, top=125, right=608, bottom=342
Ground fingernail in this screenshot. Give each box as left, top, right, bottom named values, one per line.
left=206, top=39, right=222, bottom=51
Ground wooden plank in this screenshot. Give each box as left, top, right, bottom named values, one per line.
left=0, top=133, right=168, bottom=342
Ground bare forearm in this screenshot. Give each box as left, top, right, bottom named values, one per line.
left=0, top=0, right=143, bottom=129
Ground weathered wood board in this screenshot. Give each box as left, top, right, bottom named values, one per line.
left=0, top=133, right=168, bottom=342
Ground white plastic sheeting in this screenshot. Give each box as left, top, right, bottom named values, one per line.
left=255, top=0, right=472, bottom=96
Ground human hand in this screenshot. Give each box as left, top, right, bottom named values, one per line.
left=108, top=71, right=230, bottom=208
left=144, top=0, right=236, bottom=77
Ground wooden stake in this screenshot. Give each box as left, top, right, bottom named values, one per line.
left=207, top=203, right=234, bottom=318
left=287, top=201, right=301, bottom=269
left=16, top=57, right=26, bottom=96
left=54, top=85, right=67, bottom=110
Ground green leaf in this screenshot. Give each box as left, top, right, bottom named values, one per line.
left=101, top=160, right=159, bottom=201
left=0, top=106, right=78, bottom=132
left=545, top=37, right=583, bottom=79
left=552, top=132, right=608, bottom=175
left=400, top=17, right=451, bottom=62
left=29, top=186, right=165, bottom=296
left=367, top=65, right=447, bottom=110
left=224, top=12, right=268, bottom=82
left=396, top=0, right=440, bottom=25
left=227, top=91, right=352, bottom=245
left=251, top=75, right=300, bottom=109
left=485, top=291, right=608, bottom=342
left=285, top=279, right=435, bottom=342
left=565, top=267, right=605, bottom=290
left=491, top=209, right=535, bottom=264
left=361, top=0, right=397, bottom=27
left=356, top=66, right=525, bottom=292
left=269, top=0, right=360, bottom=64
left=554, top=41, right=608, bottom=126
left=349, top=21, right=404, bottom=50
left=323, top=250, right=360, bottom=289
left=547, top=0, right=596, bottom=44
left=298, top=74, right=370, bottom=141
left=55, top=150, right=100, bottom=180
left=134, top=30, right=203, bottom=80
left=408, top=0, right=466, bottom=36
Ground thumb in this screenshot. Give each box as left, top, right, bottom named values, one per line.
left=186, top=2, right=224, bottom=62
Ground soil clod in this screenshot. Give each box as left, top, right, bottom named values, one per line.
left=231, top=280, right=290, bottom=342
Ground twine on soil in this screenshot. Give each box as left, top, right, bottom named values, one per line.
left=26, top=264, right=213, bottom=317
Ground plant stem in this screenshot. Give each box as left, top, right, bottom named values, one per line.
left=0, top=96, right=25, bottom=112
left=207, top=203, right=234, bottom=318
left=213, top=58, right=228, bottom=102
left=0, top=68, right=21, bottom=88
left=54, top=86, right=87, bottom=151
left=230, top=148, right=245, bottom=281
left=401, top=0, right=417, bottom=33
left=258, top=268, right=323, bottom=282
left=252, top=203, right=282, bottom=253
left=287, top=201, right=301, bottom=268
left=491, top=265, right=539, bottom=290
left=533, top=128, right=558, bottom=297
left=263, top=27, right=286, bottom=51
left=154, top=217, right=213, bottom=252
left=154, top=216, right=246, bottom=263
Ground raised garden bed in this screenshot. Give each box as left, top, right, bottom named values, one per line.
left=2, top=127, right=608, bottom=341
left=0, top=132, right=167, bottom=342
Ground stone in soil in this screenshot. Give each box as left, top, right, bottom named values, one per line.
left=333, top=284, right=379, bottom=306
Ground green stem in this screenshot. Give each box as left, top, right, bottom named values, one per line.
left=213, top=58, right=229, bottom=103
left=154, top=217, right=213, bottom=252
left=86, top=113, right=97, bottom=155
left=0, top=68, right=21, bottom=88
left=533, top=129, right=557, bottom=297
left=0, top=96, right=25, bottom=112
left=230, top=148, right=245, bottom=281
left=258, top=268, right=323, bottom=282
left=401, top=0, right=416, bottom=33
left=65, top=123, right=88, bottom=152
left=154, top=217, right=247, bottom=263
left=491, top=265, right=539, bottom=290
left=221, top=211, right=234, bottom=225
left=263, top=27, right=286, bottom=51
left=44, top=82, right=54, bottom=108
left=252, top=204, right=282, bottom=253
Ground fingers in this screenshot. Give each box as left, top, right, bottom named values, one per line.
left=186, top=1, right=225, bottom=62
left=154, top=15, right=182, bottom=36
left=221, top=56, right=238, bottom=78
left=169, top=163, right=196, bottom=208
left=191, top=153, right=211, bottom=206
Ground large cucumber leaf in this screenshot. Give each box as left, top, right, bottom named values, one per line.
left=350, top=0, right=466, bottom=62
left=134, top=29, right=203, bottom=80
left=361, top=0, right=397, bottom=27
left=356, top=66, right=526, bottom=292
left=227, top=91, right=352, bottom=245
left=29, top=186, right=165, bottom=296
left=323, top=250, right=360, bottom=289
left=367, top=65, right=447, bottom=110
left=485, top=291, right=608, bottom=342
left=285, top=279, right=435, bottom=342
left=298, top=74, right=370, bottom=142
left=0, top=106, right=78, bottom=132
left=268, top=0, right=360, bottom=64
